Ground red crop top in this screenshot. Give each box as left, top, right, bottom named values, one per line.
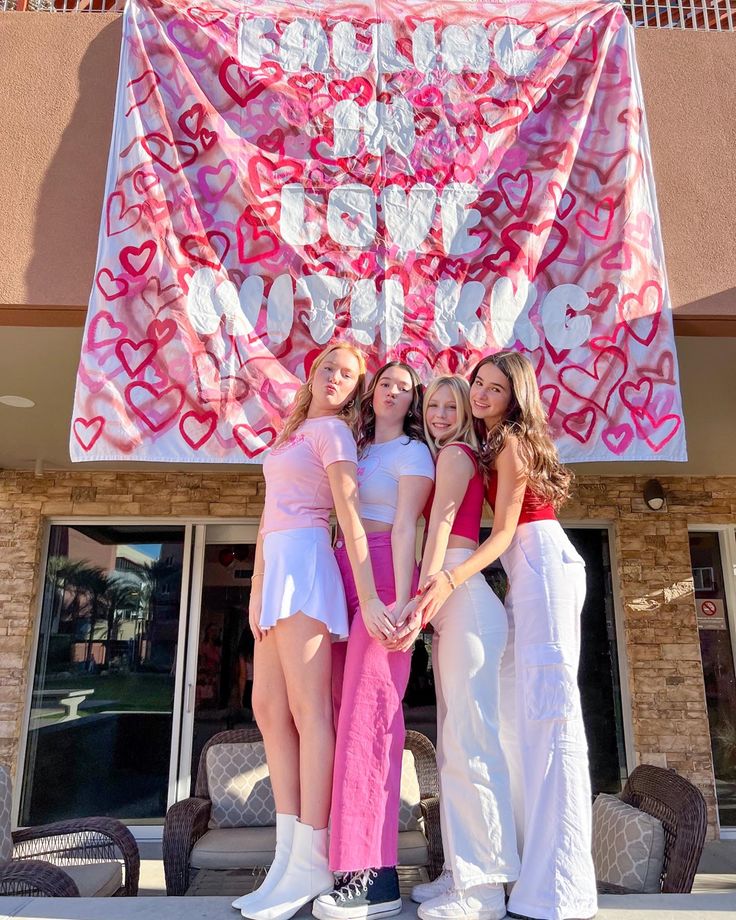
left=423, top=443, right=484, bottom=541
left=486, top=469, right=557, bottom=523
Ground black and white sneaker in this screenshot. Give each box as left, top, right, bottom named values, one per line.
left=312, top=867, right=402, bottom=919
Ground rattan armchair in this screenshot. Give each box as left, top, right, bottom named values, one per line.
left=163, top=727, right=443, bottom=896
left=597, top=763, right=708, bottom=895
left=0, top=767, right=139, bottom=897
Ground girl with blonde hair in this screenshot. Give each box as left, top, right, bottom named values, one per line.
left=417, top=351, right=597, bottom=920
left=234, top=343, right=395, bottom=920
left=400, top=375, right=520, bottom=920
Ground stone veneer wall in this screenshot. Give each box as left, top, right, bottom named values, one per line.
left=1, top=470, right=733, bottom=833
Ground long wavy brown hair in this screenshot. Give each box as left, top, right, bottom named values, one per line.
left=469, top=351, right=572, bottom=508
left=274, top=343, right=367, bottom=447
left=422, top=375, right=479, bottom=459
left=357, top=361, right=426, bottom=458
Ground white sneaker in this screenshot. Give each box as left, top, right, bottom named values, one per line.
left=417, top=885, right=507, bottom=920
left=411, top=869, right=454, bottom=905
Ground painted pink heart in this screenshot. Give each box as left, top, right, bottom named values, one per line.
left=73, top=416, right=105, bottom=451
left=620, top=281, right=663, bottom=346
left=147, top=317, right=178, bottom=346
left=115, top=338, right=158, bottom=376
left=559, top=347, right=627, bottom=413
left=119, top=240, right=157, bottom=277
left=126, top=381, right=185, bottom=432
left=499, top=170, right=533, bottom=217
left=181, top=230, right=230, bottom=268
left=547, top=181, right=576, bottom=219
left=602, top=423, right=633, bottom=455
left=601, top=241, right=631, bottom=270
left=106, top=191, right=142, bottom=237
left=648, top=387, right=675, bottom=420
left=142, top=278, right=182, bottom=314
left=620, top=376, right=653, bottom=412
left=142, top=133, right=198, bottom=173
left=632, top=410, right=682, bottom=452
left=88, top=310, right=126, bottom=347
left=477, top=96, right=528, bottom=135
left=640, top=351, right=676, bottom=385
left=96, top=269, right=129, bottom=302
left=232, top=422, right=278, bottom=457
left=179, top=410, right=218, bottom=449
left=576, top=197, right=614, bottom=241
left=561, top=407, right=596, bottom=443
left=197, top=160, right=236, bottom=203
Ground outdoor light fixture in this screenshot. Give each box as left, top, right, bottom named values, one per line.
left=643, top=479, right=666, bottom=511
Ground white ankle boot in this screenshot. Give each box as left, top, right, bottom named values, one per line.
left=232, top=814, right=297, bottom=911
left=242, top=820, right=333, bottom=920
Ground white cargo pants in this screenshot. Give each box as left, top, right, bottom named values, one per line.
left=499, top=521, right=598, bottom=920
left=432, top=548, right=520, bottom=890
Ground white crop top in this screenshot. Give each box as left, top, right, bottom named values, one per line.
left=357, top=436, right=435, bottom=525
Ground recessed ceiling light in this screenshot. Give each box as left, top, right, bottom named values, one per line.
left=0, top=395, right=35, bottom=408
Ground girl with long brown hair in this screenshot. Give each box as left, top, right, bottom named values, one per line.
left=313, top=361, right=434, bottom=920
left=234, top=343, right=394, bottom=920
left=416, top=352, right=597, bottom=920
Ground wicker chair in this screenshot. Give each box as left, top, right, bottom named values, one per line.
left=0, top=765, right=139, bottom=897
left=163, top=727, right=443, bottom=896
left=597, top=764, right=708, bottom=895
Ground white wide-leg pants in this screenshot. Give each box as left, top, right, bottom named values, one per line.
left=432, top=548, right=520, bottom=890
left=499, top=521, right=597, bottom=920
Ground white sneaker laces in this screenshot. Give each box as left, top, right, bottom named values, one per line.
left=335, top=869, right=378, bottom=901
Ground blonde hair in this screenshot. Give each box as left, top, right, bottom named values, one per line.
left=275, top=343, right=367, bottom=446
left=422, top=375, right=479, bottom=458
left=469, top=351, right=572, bottom=508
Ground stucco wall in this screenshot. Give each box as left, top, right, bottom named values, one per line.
left=0, top=16, right=734, bottom=320
left=0, top=469, right=723, bottom=833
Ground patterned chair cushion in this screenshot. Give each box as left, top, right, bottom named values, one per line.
left=207, top=742, right=276, bottom=829
left=0, top=765, right=12, bottom=861
left=592, top=793, right=665, bottom=893
left=398, top=750, right=424, bottom=833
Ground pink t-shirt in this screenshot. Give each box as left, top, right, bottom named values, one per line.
left=261, top=416, right=358, bottom=535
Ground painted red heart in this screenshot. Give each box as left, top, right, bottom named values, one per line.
left=106, top=191, right=142, bottom=237
left=144, top=197, right=170, bottom=223
left=640, top=351, right=675, bottom=385
left=219, top=57, right=282, bottom=106
left=178, top=102, right=205, bottom=138
left=499, top=170, right=533, bottom=217
left=329, top=77, right=373, bottom=106
left=180, top=409, right=218, bottom=449
left=547, top=181, right=576, bottom=219
left=576, top=197, right=614, bottom=241
left=88, top=310, right=126, bottom=347
left=142, top=133, right=198, bottom=173
left=539, top=383, right=561, bottom=419
left=620, top=376, right=653, bottom=412
left=501, top=219, right=568, bottom=276
left=126, top=381, right=185, bottom=432
left=568, top=25, right=598, bottom=64
left=602, top=423, right=633, bottom=455
left=115, top=338, right=158, bottom=376
left=559, top=347, right=627, bottom=413
left=290, top=72, right=326, bottom=95
left=125, top=70, right=160, bottom=116
left=477, top=96, right=528, bottom=135
left=620, top=281, right=662, bottom=346
left=456, top=120, right=483, bottom=154
left=96, top=269, right=129, bottom=302
left=591, top=322, right=627, bottom=351
left=132, top=170, right=159, bottom=194
left=200, top=129, right=218, bottom=150
left=248, top=155, right=303, bottom=199
left=147, top=317, right=178, bottom=346
left=632, top=409, right=682, bottom=452
left=120, top=240, right=157, bottom=277
left=236, top=217, right=280, bottom=264
left=232, top=422, right=278, bottom=457
left=601, top=241, right=631, bottom=270
left=188, top=5, right=228, bottom=26
left=562, top=407, right=596, bottom=443
left=181, top=230, right=230, bottom=268
left=73, top=416, right=105, bottom=451
left=142, top=278, right=182, bottom=314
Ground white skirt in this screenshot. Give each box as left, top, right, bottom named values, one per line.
left=260, top=527, right=349, bottom=638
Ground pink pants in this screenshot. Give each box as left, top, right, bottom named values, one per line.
left=330, top=533, right=419, bottom=872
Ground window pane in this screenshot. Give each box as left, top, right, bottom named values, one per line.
left=20, top=525, right=186, bottom=825
left=689, top=531, right=736, bottom=827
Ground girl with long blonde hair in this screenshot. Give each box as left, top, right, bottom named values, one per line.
left=399, top=375, right=520, bottom=920
left=417, top=351, right=597, bottom=920
left=234, top=343, right=394, bottom=920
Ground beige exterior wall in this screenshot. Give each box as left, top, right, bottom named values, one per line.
left=0, top=468, right=728, bottom=833
left=0, top=16, right=734, bottom=322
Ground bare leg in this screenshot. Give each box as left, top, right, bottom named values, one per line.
left=275, top=612, right=334, bottom=829
left=252, top=629, right=300, bottom=816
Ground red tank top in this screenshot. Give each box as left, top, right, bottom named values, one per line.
left=486, top=469, right=557, bottom=524
left=423, top=443, right=484, bottom=541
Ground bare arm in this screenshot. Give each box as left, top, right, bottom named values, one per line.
left=418, top=446, right=474, bottom=591
left=390, top=475, right=434, bottom=615
left=249, top=512, right=266, bottom=641
left=327, top=461, right=395, bottom=640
